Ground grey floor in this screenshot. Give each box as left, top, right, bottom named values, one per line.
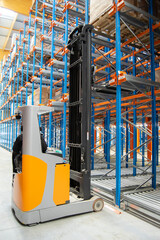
left=0, top=147, right=160, bottom=240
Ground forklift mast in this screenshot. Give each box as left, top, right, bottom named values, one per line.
left=67, top=24, right=93, bottom=200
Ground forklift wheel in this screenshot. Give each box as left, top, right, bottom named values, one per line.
left=93, top=198, right=104, bottom=212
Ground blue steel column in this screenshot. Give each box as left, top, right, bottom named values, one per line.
left=121, top=118, right=124, bottom=156
left=126, top=107, right=129, bottom=168
left=156, top=114, right=159, bottom=166
left=149, top=0, right=156, bottom=188
left=32, top=0, right=38, bottom=105
left=115, top=0, right=121, bottom=207
left=39, top=0, right=46, bottom=128
left=133, top=48, right=137, bottom=176
left=91, top=103, right=94, bottom=170
left=62, top=0, right=68, bottom=158
left=49, top=0, right=56, bottom=147
left=39, top=0, right=45, bottom=105
left=26, top=11, right=32, bottom=105
left=104, top=114, right=107, bottom=165
left=21, top=22, right=26, bottom=106
left=54, top=118, right=57, bottom=148
left=85, top=0, right=89, bottom=24
left=106, top=110, right=110, bottom=169
left=142, top=112, right=145, bottom=167
left=60, top=115, right=63, bottom=151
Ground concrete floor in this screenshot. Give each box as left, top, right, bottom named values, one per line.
left=0, top=147, right=160, bottom=240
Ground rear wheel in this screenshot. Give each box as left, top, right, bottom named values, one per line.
left=93, top=198, right=104, bottom=212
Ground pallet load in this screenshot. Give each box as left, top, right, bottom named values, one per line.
left=90, top=0, right=148, bottom=31
left=27, top=86, right=55, bottom=106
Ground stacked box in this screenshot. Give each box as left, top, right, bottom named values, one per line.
left=2, top=55, right=6, bottom=66
left=10, top=102, right=14, bottom=116
left=155, top=70, right=160, bottom=82
left=54, top=90, right=62, bottom=101
left=90, top=0, right=113, bottom=24
left=27, top=86, right=55, bottom=105
left=30, top=33, right=51, bottom=51
left=90, top=0, right=148, bottom=25
left=8, top=86, right=14, bottom=98
left=11, top=33, right=19, bottom=49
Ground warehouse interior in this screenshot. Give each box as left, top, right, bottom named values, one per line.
left=0, top=0, right=160, bottom=238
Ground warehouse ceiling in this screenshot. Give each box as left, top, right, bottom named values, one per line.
left=0, top=0, right=32, bottom=15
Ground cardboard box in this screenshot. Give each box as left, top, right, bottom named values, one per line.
left=11, top=33, right=19, bottom=49
left=90, top=0, right=148, bottom=25
left=8, top=86, right=14, bottom=98
left=2, top=55, right=6, bottom=66
left=30, top=32, right=51, bottom=51
left=155, top=69, right=160, bottom=82
left=55, top=90, right=62, bottom=101
left=27, top=86, right=55, bottom=105
left=90, top=0, right=113, bottom=24
left=10, top=102, right=14, bottom=116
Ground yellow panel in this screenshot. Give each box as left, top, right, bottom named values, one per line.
left=13, top=155, right=47, bottom=211
left=0, top=49, right=9, bottom=61
left=0, top=0, right=32, bottom=15
left=53, top=164, right=70, bottom=205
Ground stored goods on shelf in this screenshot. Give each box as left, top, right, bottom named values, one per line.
left=30, top=33, right=51, bottom=51
left=11, top=33, right=19, bottom=49
left=27, top=86, right=55, bottom=105
left=90, top=0, right=148, bottom=27
left=54, top=90, right=62, bottom=101
left=155, top=70, right=160, bottom=82
left=90, top=0, right=113, bottom=24
left=8, top=86, right=14, bottom=98
left=2, top=55, right=6, bottom=66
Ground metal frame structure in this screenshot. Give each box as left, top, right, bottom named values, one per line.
left=88, top=0, right=160, bottom=225
left=0, top=0, right=88, bottom=155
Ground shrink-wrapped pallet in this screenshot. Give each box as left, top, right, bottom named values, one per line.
left=155, top=69, right=160, bottom=82
left=27, top=86, right=55, bottom=105
left=90, top=0, right=148, bottom=26
left=90, top=0, right=113, bottom=24
left=30, top=33, right=51, bottom=53
left=2, top=55, right=6, bottom=66
left=30, top=32, right=41, bottom=50
left=11, top=45, right=16, bottom=62
left=8, top=85, right=14, bottom=97
left=54, top=90, right=62, bottom=101
left=11, top=33, right=19, bottom=49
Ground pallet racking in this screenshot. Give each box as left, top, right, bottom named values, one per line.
left=89, top=0, right=160, bottom=224
left=0, top=0, right=88, bottom=156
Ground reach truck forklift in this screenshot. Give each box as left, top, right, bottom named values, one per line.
left=12, top=25, right=104, bottom=225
